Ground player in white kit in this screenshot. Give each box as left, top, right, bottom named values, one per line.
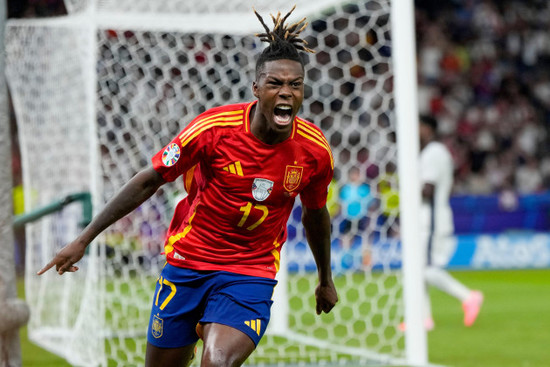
left=419, top=115, right=483, bottom=329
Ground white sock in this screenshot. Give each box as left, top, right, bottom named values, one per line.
left=423, top=283, right=432, bottom=320
left=425, top=266, right=471, bottom=302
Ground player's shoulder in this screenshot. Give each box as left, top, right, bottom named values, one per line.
left=423, top=141, right=452, bottom=162
left=425, top=141, right=450, bottom=155
left=294, top=116, right=334, bottom=168
left=180, top=102, right=250, bottom=145
left=189, top=102, right=249, bottom=127
left=295, top=116, right=329, bottom=144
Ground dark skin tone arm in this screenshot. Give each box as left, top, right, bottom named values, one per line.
left=37, top=167, right=166, bottom=275
left=301, top=205, right=338, bottom=314
left=420, top=122, right=436, bottom=203
left=422, top=183, right=435, bottom=203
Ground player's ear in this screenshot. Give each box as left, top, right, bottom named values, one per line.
left=252, top=81, right=259, bottom=98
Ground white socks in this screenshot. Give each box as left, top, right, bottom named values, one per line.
left=425, top=266, right=471, bottom=302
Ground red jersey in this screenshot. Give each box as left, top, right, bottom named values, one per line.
left=152, top=101, right=334, bottom=279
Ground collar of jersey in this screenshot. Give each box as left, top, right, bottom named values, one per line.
left=244, top=100, right=297, bottom=144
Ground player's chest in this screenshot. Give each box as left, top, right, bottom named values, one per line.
left=208, top=137, right=312, bottom=202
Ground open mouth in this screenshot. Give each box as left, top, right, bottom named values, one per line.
left=273, top=105, right=293, bottom=126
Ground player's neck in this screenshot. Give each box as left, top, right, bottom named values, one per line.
left=249, top=104, right=292, bottom=145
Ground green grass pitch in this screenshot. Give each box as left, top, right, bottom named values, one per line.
left=18, top=268, right=550, bottom=366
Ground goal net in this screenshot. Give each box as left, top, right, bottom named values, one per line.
left=6, top=0, right=413, bottom=365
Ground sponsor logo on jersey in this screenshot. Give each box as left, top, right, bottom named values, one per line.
left=162, top=143, right=180, bottom=167
left=151, top=314, right=163, bottom=338
left=222, top=161, right=244, bottom=176
left=252, top=178, right=273, bottom=201
left=244, top=319, right=262, bottom=336
left=283, top=165, right=303, bottom=192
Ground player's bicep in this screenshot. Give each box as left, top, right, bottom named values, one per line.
left=422, top=182, right=435, bottom=200
left=300, top=165, right=333, bottom=210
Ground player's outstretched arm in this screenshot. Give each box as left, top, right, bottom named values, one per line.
left=37, top=166, right=166, bottom=276
left=302, top=205, right=338, bottom=315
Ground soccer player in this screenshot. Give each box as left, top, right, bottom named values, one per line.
left=419, top=115, right=483, bottom=329
left=37, top=7, right=338, bottom=366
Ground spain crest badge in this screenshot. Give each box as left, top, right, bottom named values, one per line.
left=151, top=315, right=163, bottom=338
left=284, top=165, right=303, bottom=192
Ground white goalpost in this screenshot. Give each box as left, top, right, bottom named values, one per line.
left=390, top=0, right=427, bottom=364
left=5, top=0, right=427, bottom=365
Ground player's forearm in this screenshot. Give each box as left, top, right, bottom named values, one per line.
left=77, top=167, right=165, bottom=246
left=422, top=182, right=435, bottom=201
left=302, top=205, right=333, bottom=285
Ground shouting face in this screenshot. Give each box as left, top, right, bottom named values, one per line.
left=251, top=59, right=305, bottom=144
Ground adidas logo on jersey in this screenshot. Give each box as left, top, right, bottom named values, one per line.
left=244, top=319, right=262, bottom=336
left=222, top=161, right=244, bottom=176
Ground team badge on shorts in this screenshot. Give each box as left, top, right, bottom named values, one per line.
left=252, top=178, right=273, bottom=201
left=162, top=143, right=180, bottom=167
left=283, top=165, right=303, bottom=191
left=151, top=314, right=164, bottom=338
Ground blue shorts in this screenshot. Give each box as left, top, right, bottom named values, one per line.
left=147, top=263, right=277, bottom=348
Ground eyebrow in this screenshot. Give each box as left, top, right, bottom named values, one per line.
left=265, top=75, right=304, bottom=82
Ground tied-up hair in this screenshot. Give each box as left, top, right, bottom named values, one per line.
left=253, top=5, right=314, bottom=76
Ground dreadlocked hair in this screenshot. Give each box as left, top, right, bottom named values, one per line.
left=253, top=5, right=314, bottom=76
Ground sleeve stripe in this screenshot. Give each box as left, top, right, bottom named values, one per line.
left=178, top=110, right=243, bottom=140
left=297, top=123, right=332, bottom=152
left=296, top=130, right=334, bottom=169
left=296, top=121, right=334, bottom=164
left=180, top=120, right=243, bottom=148
left=296, top=119, right=326, bottom=142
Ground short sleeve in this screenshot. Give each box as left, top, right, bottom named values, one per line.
left=151, top=122, right=212, bottom=182
left=420, top=145, right=440, bottom=185
left=299, top=155, right=334, bottom=210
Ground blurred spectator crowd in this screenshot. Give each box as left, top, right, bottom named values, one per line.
left=8, top=0, right=550, bottom=198
left=8, top=0, right=550, bottom=270
left=416, top=0, right=550, bottom=194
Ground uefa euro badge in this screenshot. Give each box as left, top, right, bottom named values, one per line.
left=252, top=178, right=274, bottom=201
left=284, top=165, right=303, bottom=192
left=152, top=315, right=163, bottom=338
left=162, top=143, right=180, bottom=167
